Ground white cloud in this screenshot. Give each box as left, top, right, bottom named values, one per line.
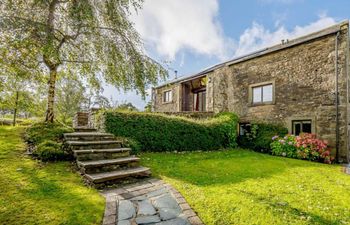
left=234, top=15, right=337, bottom=57
left=131, top=0, right=234, bottom=60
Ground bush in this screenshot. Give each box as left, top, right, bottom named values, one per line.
left=25, top=122, right=73, bottom=145
left=99, top=111, right=239, bottom=152
left=271, top=133, right=333, bottom=164
left=26, top=122, right=73, bottom=161
left=238, top=123, right=288, bottom=153
left=33, top=140, right=67, bottom=161
left=122, top=138, right=142, bottom=155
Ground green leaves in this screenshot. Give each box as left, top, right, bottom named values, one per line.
left=1, top=0, right=167, bottom=121
left=100, top=111, right=239, bottom=152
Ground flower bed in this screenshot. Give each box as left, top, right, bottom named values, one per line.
left=271, top=133, right=333, bottom=164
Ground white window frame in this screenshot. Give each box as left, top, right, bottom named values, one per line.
left=249, top=81, right=275, bottom=105
left=163, top=90, right=172, bottom=103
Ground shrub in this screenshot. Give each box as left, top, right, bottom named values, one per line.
left=270, top=134, right=298, bottom=158
left=122, top=138, right=141, bottom=155
left=238, top=123, right=288, bottom=153
left=25, top=122, right=73, bottom=161
left=99, top=111, right=239, bottom=152
left=271, top=133, right=333, bottom=164
left=25, top=122, right=73, bottom=145
left=33, top=140, right=67, bottom=161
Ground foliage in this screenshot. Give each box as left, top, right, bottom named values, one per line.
left=144, top=101, right=152, bottom=112
left=121, top=138, right=141, bottom=155
left=25, top=122, right=73, bottom=146
left=238, top=122, right=288, bottom=152
left=33, top=140, right=67, bottom=161
left=26, top=122, right=73, bottom=161
left=270, top=134, right=298, bottom=158
left=115, top=102, right=139, bottom=111
left=0, top=75, right=40, bottom=125
left=55, top=77, right=86, bottom=125
left=100, top=111, right=239, bottom=152
left=0, top=0, right=167, bottom=122
left=271, top=133, right=333, bottom=164
left=141, top=149, right=350, bottom=225
left=0, top=126, right=104, bottom=224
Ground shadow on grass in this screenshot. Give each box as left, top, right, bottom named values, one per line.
left=141, top=149, right=329, bottom=186
left=22, top=164, right=103, bottom=224
left=0, top=159, right=104, bottom=225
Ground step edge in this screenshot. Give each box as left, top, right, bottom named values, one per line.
left=85, top=167, right=150, bottom=183
left=77, top=157, right=140, bottom=167
left=73, top=148, right=131, bottom=154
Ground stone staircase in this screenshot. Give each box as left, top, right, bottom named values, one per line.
left=64, top=127, right=151, bottom=187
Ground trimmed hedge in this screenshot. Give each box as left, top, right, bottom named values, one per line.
left=238, top=122, right=288, bottom=153
left=100, top=111, right=239, bottom=152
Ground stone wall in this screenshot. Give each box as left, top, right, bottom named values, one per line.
left=153, top=22, right=349, bottom=161
left=153, top=84, right=181, bottom=112
left=211, top=24, right=349, bottom=161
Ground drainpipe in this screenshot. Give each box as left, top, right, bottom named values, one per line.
left=335, top=31, right=340, bottom=162
left=346, top=23, right=350, bottom=163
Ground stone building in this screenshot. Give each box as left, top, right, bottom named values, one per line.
left=152, top=21, right=350, bottom=162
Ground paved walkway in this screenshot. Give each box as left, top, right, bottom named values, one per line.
left=101, top=179, right=204, bottom=225
left=344, top=164, right=350, bottom=175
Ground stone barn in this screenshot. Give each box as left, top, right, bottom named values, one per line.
left=152, top=21, right=350, bottom=162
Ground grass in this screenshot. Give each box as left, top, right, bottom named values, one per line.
left=0, top=126, right=105, bottom=225
left=141, top=149, right=350, bottom=225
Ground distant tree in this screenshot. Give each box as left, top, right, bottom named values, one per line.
left=0, top=0, right=167, bottom=123
left=116, top=102, right=139, bottom=111
left=0, top=76, right=35, bottom=125
left=55, top=77, right=86, bottom=124
left=144, top=101, right=152, bottom=112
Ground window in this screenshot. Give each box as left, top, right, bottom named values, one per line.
left=163, top=90, right=172, bottom=103
left=292, top=120, right=312, bottom=135
left=252, top=83, right=273, bottom=104
left=239, top=123, right=251, bottom=136
left=193, top=91, right=206, bottom=112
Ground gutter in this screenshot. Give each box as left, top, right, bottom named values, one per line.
left=335, top=31, right=340, bottom=163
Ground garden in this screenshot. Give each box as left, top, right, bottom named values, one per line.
left=1, top=111, right=349, bottom=225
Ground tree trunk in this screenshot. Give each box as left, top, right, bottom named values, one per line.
left=12, top=91, right=19, bottom=126
left=45, top=68, right=57, bottom=123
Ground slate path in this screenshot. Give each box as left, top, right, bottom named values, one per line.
left=344, top=164, right=350, bottom=175
left=101, top=178, right=204, bottom=225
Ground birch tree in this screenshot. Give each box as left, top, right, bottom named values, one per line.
left=0, top=0, right=166, bottom=122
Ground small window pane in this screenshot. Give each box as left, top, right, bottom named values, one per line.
left=294, top=122, right=301, bottom=135
left=168, top=91, right=172, bottom=102
left=262, top=84, right=273, bottom=102
left=163, top=91, right=172, bottom=102
left=302, top=122, right=312, bottom=133
left=253, top=87, right=262, bottom=103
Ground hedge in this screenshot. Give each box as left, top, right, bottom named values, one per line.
left=238, top=122, right=288, bottom=153
left=99, top=111, right=239, bottom=152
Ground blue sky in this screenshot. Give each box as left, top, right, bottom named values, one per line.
left=103, top=0, right=350, bottom=109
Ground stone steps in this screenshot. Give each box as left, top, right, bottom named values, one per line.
left=77, top=156, right=140, bottom=174
left=64, top=132, right=115, bottom=141
left=66, top=140, right=123, bottom=150
left=84, top=166, right=151, bottom=184
left=74, top=127, right=97, bottom=132
left=64, top=129, right=151, bottom=187
left=73, top=148, right=131, bottom=161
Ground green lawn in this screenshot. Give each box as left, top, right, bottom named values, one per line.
left=141, top=150, right=350, bottom=225
left=0, top=126, right=104, bottom=225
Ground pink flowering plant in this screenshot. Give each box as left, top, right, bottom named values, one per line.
left=270, top=133, right=333, bottom=164
left=270, top=134, right=298, bottom=158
